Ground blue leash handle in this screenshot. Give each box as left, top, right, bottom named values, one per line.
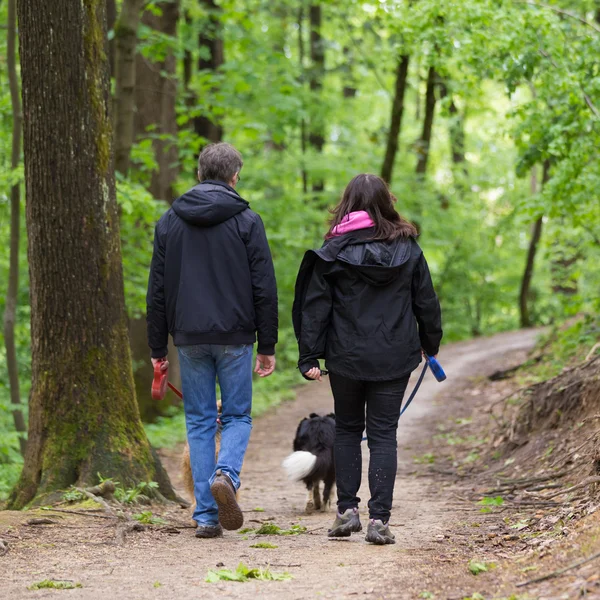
left=361, top=356, right=446, bottom=442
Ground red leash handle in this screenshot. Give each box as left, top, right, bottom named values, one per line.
left=151, top=359, right=184, bottom=400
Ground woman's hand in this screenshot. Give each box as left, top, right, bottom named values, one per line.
left=305, top=367, right=322, bottom=381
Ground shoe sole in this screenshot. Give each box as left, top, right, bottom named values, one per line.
left=365, top=531, right=396, bottom=545
left=328, top=520, right=363, bottom=538
left=210, top=479, right=244, bottom=530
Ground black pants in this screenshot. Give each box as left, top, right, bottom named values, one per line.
left=329, top=372, right=411, bottom=523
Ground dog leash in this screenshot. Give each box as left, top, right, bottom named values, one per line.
left=359, top=356, right=446, bottom=442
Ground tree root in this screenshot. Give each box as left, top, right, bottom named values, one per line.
left=114, top=520, right=145, bottom=546
left=517, top=550, right=600, bottom=588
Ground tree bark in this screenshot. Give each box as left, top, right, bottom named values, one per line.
left=114, top=0, right=146, bottom=175
left=10, top=0, right=175, bottom=508
left=4, top=0, right=27, bottom=456
left=298, top=5, right=308, bottom=194
left=194, top=0, right=224, bottom=144
left=106, top=0, right=117, bottom=77
left=134, top=1, right=180, bottom=203
left=131, top=2, right=181, bottom=422
left=380, top=55, right=410, bottom=184
left=519, top=162, right=550, bottom=328
left=415, top=65, right=439, bottom=177
left=308, top=3, right=325, bottom=193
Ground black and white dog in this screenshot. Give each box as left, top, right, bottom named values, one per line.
left=282, top=413, right=336, bottom=514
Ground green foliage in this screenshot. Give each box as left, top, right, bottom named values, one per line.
left=62, top=487, right=87, bottom=503
left=478, top=496, right=504, bottom=513
left=249, top=542, right=278, bottom=549
left=239, top=523, right=307, bottom=536
left=28, top=580, right=82, bottom=590
left=114, top=481, right=159, bottom=505
left=205, top=562, right=292, bottom=583
left=133, top=510, right=166, bottom=525
left=468, top=560, right=495, bottom=576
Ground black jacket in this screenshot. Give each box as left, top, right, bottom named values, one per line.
left=293, top=230, right=442, bottom=381
left=146, top=180, right=278, bottom=358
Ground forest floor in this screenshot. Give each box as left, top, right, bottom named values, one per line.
left=2, top=329, right=600, bottom=600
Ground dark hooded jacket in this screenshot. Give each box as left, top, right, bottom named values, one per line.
left=292, top=230, right=442, bottom=381
left=146, top=180, right=278, bottom=358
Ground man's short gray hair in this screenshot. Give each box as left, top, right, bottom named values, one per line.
left=198, top=142, right=243, bottom=183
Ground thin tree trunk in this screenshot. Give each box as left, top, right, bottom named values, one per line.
left=106, top=0, right=117, bottom=77
left=298, top=5, right=308, bottom=194
left=114, top=0, right=146, bottom=175
left=195, top=0, right=224, bottom=144
left=134, top=1, right=180, bottom=202
left=4, top=0, right=27, bottom=456
left=131, top=2, right=181, bottom=422
left=380, top=55, right=410, bottom=184
left=519, top=162, right=550, bottom=328
left=309, top=3, right=325, bottom=193
left=415, top=65, right=439, bottom=176
left=342, top=44, right=357, bottom=99
left=10, top=0, right=175, bottom=508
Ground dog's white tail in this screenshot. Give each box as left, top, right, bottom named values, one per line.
left=282, top=451, right=317, bottom=481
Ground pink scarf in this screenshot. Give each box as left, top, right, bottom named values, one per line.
left=329, top=211, right=375, bottom=238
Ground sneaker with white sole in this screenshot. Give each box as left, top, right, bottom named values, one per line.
left=328, top=507, right=362, bottom=537
left=365, top=519, right=395, bottom=545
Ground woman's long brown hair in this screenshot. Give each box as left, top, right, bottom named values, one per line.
left=327, top=173, right=417, bottom=240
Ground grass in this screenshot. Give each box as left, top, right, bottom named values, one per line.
left=250, top=542, right=278, bottom=549
left=205, top=562, right=292, bottom=583
left=241, top=523, right=307, bottom=536
left=28, top=580, right=82, bottom=590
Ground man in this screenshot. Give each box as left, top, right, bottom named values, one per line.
left=146, top=142, right=278, bottom=538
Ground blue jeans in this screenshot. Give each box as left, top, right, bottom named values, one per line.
left=178, top=344, right=253, bottom=526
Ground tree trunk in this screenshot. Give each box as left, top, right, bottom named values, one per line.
left=298, top=6, right=308, bottom=194
left=519, top=162, right=549, bottom=328
left=134, top=1, right=180, bottom=203
left=106, top=0, right=117, bottom=77
left=342, top=44, right=357, bottom=99
left=10, top=0, right=175, bottom=508
left=308, top=3, right=325, bottom=193
left=380, top=55, right=410, bottom=184
left=131, top=2, right=181, bottom=422
left=4, top=0, right=27, bottom=456
left=194, top=0, right=224, bottom=144
left=415, top=65, right=439, bottom=176
left=114, top=0, right=146, bottom=175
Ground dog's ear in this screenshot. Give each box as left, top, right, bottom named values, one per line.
left=327, top=413, right=336, bottom=420
left=309, top=412, right=319, bottom=419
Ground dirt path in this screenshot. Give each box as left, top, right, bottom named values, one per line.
left=2, top=330, right=539, bottom=599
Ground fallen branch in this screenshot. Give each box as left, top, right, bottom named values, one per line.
left=537, top=476, right=600, bottom=500
left=26, top=518, right=57, bottom=525
left=41, top=507, right=117, bottom=520
left=516, top=550, right=600, bottom=588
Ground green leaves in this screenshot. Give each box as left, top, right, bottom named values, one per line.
left=205, top=562, right=292, bottom=583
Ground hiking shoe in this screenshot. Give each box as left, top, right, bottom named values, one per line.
left=365, top=519, right=396, bottom=545
left=195, top=523, right=223, bottom=539
left=328, top=508, right=362, bottom=537
left=210, top=470, right=244, bottom=531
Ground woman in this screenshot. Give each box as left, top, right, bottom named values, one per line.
left=292, top=173, right=442, bottom=545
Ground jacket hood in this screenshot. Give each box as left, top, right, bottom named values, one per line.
left=337, top=236, right=413, bottom=286
left=172, top=180, right=249, bottom=226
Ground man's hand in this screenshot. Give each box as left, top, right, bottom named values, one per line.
left=254, top=354, right=276, bottom=378
left=304, top=367, right=322, bottom=382
left=151, top=357, right=169, bottom=371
